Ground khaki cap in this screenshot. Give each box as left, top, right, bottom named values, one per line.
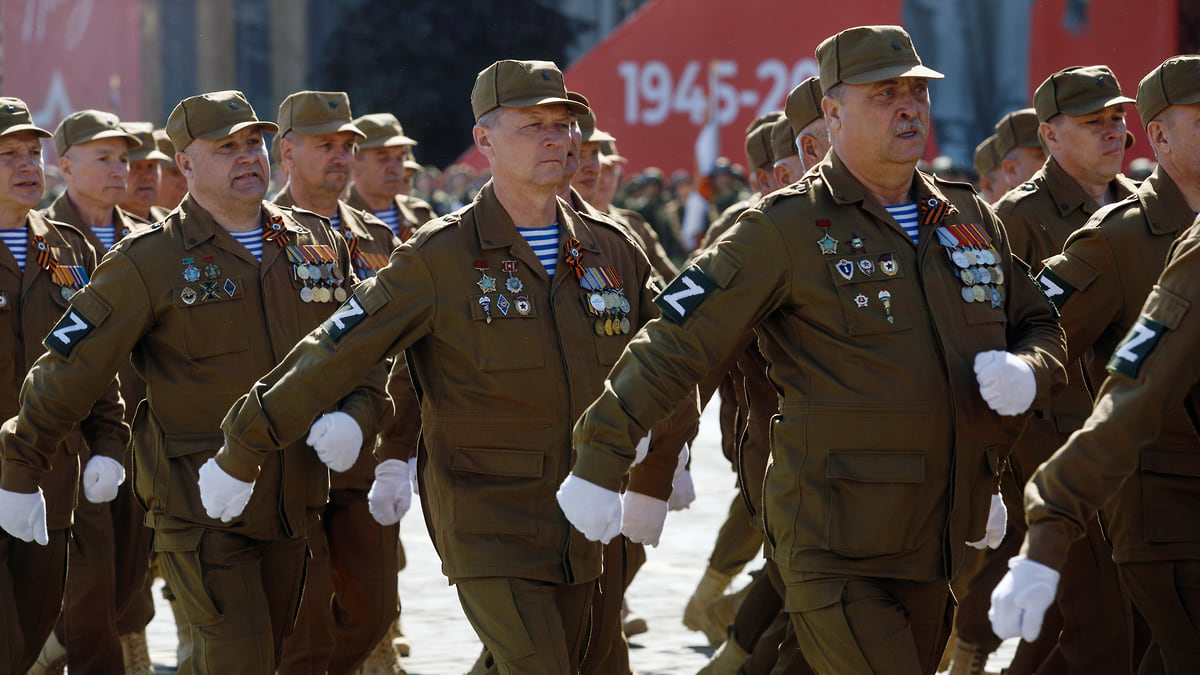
left=1136, top=55, right=1200, bottom=128
left=54, top=109, right=140, bottom=156
left=165, top=90, right=278, bottom=152
left=744, top=112, right=782, bottom=171
left=404, top=159, right=423, bottom=172
left=0, top=98, right=51, bottom=139
left=770, top=116, right=797, bottom=161
left=122, top=121, right=171, bottom=163
left=471, top=59, right=589, bottom=121
left=993, top=108, right=1040, bottom=157
left=153, top=129, right=178, bottom=167
left=1033, top=65, right=1135, bottom=122
left=570, top=93, right=616, bottom=144
left=973, top=135, right=1001, bottom=175
left=277, top=90, right=364, bottom=140
left=354, top=113, right=418, bottom=150
left=816, top=25, right=943, bottom=93
left=600, top=139, right=626, bottom=164
left=786, top=77, right=824, bottom=136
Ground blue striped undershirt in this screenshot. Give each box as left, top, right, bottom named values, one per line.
left=884, top=203, right=920, bottom=245
left=0, top=228, right=27, bottom=270
left=375, top=205, right=400, bottom=238
left=230, top=229, right=264, bottom=261
left=92, top=225, right=116, bottom=251
left=329, top=212, right=341, bottom=230
left=517, top=223, right=559, bottom=278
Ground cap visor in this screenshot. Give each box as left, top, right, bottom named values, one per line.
left=289, top=120, right=367, bottom=139
left=504, top=96, right=590, bottom=116
left=131, top=149, right=173, bottom=163
left=197, top=120, right=279, bottom=142
left=84, top=129, right=143, bottom=150
left=404, top=160, right=423, bottom=171
left=0, top=124, right=52, bottom=138
left=1060, top=95, right=1137, bottom=117
left=358, top=135, right=418, bottom=150
left=842, top=63, right=944, bottom=85
left=585, top=129, right=617, bottom=143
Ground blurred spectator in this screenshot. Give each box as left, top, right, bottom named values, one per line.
left=1127, top=157, right=1155, bottom=182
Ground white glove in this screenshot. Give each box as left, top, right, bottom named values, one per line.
left=668, top=444, right=695, bottom=511
left=621, top=490, right=670, bottom=546
left=556, top=474, right=622, bottom=543
left=82, top=455, right=125, bottom=504
left=408, top=457, right=419, bottom=494
left=0, top=486, right=49, bottom=545
left=975, top=351, right=1037, bottom=415
left=306, top=411, right=363, bottom=472
left=368, top=459, right=413, bottom=526
left=198, top=457, right=255, bottom=523
left=989, top=556, right=1060, bottom=642
left=968, top=493, right=1007, bottom=549
left=631, top=432, right=652, bottom=466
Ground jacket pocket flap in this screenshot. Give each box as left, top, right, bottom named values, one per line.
left=1141, top=448, right=1200, bottom=477
left=452, top=447, right=543, bottom=478
left=784, top=578, right=846, bottom=613
left=163, top=434, right=224, bottom=459
left=827, top=451, right=924, bottom=483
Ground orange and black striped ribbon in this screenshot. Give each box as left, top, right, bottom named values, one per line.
left=916, top=196, right=950, bottom=226
left=32, top=235, right=57, bottom=271
left=262, top=215, right=288, bottom=248
left=564, top=237, right=585, bottom=279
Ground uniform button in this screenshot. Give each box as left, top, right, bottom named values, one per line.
left=187, top=238, right=196, bottom=245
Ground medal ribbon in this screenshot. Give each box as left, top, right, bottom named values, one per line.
left=262, top=215, right=288, bottom=248
left=916, top=196, right=950, bottom=226
left=342, top=229, right=361, bottom=261
left=32, top=236, right=57, bottom=271
left=564, top=238, right=585, bottom=279
left=965, top=223, right=992, bottom=248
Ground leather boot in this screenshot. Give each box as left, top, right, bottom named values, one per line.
left=683, top=567, right=733, bottom=635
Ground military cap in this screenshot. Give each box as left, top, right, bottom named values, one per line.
left=1136, top=55, right=1200, bottom=128
left=973, top=135, right=1001, bottom=176
left=993, top=108, right=1040, bottom=158
left=121, top=121, right=171, bottom=163
left=600, top=139, right=626, bottom=164
left=786, top=77, right=824, bottom=136
left=354, top=113, right=418, bottom=150
left=153, top=129, right=177, bottom=167
left=816, top=25, right=943, bottom=93
left=744, top=113, right=781, bottom=171
left=471, top=59, right=589, bottom=121
left=54, top=109, right=140, bottom=157
left=404, top=158, right=423, bottom=172
left=0, top=98, right=51, bottom=139
left=770, top=116, right=798, bottom=161
left=569, top=92, right=616, bottom=144
left=165, top=90, right=278, bottom=152
left=1033, top=65, right=1135, bottom=122
left=277, top=90, right=364, bottom=140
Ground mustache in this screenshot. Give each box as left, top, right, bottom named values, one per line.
left=891, top=118, right=927, bottom=136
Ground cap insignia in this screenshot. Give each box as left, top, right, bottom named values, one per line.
left=542, top=71, right=551, bottom=80
left=891, top=41, right=903, bottom=51
left=228, top=102, right=239, bottom=110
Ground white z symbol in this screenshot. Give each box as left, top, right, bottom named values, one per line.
left=52, top=312, right=88, bottom=344
left=662, top=276, right=706, bottom=316
left=329, top=298, right=364, bottom=330
left=1114, top=323, right=1157, bottom=363
left=1039, top=274, right=1064, bottom=298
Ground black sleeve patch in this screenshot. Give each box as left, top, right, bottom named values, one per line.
left=1035, top=267, right=1075, bottom=311
left=1107, top=316, right=1166, bottom=379
left=44, top=309, right=96, bottom=357
left=654, top=265, right=718, bottom=324
left=322, top=295, right=368, bottom=343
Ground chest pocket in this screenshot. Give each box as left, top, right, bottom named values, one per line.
left=469, top=292, right=545, bottom=371
left=826, top=251, right=913, bottom=335
left=173, top=276, right=249, bottom=359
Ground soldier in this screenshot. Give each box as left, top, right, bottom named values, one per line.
left=984, top=64, right=1139, bottom=675
left=211, top=60, right=670, bottom=674
left=154, top=129, right=188, bottom=213
left=270, top=90, right=408, bottom=674
left=992, top=54, right=1200, bottom=675
left=0, top=97, right=128, bottom=673
left=347, top=113, right=437, bottom=242
left=993, top=108, right=1046, bottom=191
left=770, top=115, right=806, bottom=188
left=0, top=90, right=387, bottom=673
left=118, top=122, right=172, bottom=223
left=556, top=25, right=1066, bottom=675
left=973, top=135, right=1006, bottom=204
left=787, top=76, right=831, bottom=173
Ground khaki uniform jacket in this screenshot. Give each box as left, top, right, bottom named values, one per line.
left=608, top=206, right=678, bottom=282
left=346, top=187, right=437, bottom=242
left=1033, top=167, right=1200, bottom=564
left=221, top=182, right=663, bottom=584
left=993, top=158, right=1138, bottom=474
left=0, top=211, right=128, bottom=529
left=571, top=152, right=1067, bottom=583
left=0, top=196, right=385, bottom=543
left=1026, top=216, right=1200, bottom=569
left=272, top=185, right=402, bottom=491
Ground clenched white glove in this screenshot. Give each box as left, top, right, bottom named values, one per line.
left=306, top=411, right=363, bottom=472
left=556, top=474, right=622, bottom=543
left=975, top=351, right=1036, bottom=415
left=968, top=493, right=1007, bottom=549
left=368, top=459, right=413, bottom=525
left=82, top=455, right=125, bottom=504
left=621, top=490, right=670, bottom=546
left=990, top=556, right=1060, bottom=641
left=0, top=487, right=49, bottom=545
left=668, top=444, right=695, bottom=511
left=198, top=457, right=255, bottom=523
left=631, top=432, right=652, bottom=466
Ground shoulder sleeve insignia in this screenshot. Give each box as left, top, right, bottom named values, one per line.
left=654, top=265, right=718, bottom=324
left=1035, top=268, right=1075, bottom=311
left=1107, top=316, right=1166, bottom=379
left=43, top=288, right=111, bottom=358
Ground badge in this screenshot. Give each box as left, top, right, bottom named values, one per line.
left=854, top=293, right=868, bottom=308
left=990, top=287, right=1002, bottom=308
left=61, top=286, right=74, bottom=300
left=849, top=233, right=866, bottom=252
left=589, top=292, right=606, bottom=314
left=502, top=260, right=523, bottom=293
left=182, top=258, right=200, bottom=283
left=879, top=254, right=898, bottom=276
left=198, top=281, right=221, bottom=302
left=300, top=286, right=314, bottom=303
left=973, top=285, right=986, bottom=303
left=515, top=294, right=531, bottom=315
left=180, top=286, right=197, bottom=305
left=564, top=238, right=586, bottom=281
left=0, top=291, right=6, bottom=309
left=836, top=259, right=854, bottom=280
left=334, top=287, right=347, bottom=302
left=960, top=267, right=975, bottom=286
left=474, top=261, right=496, bottom=294
left=620, top=317, right=631, bottom=334
left=263, top=215, right=288, bottom=247
left=478, top=295, right=492, bottom=323
left=878, top=289, right=894, bottom=324
left=203, top=256, right=220, bottom=280
left=976, top=267, right=991, bottom=285
left=296, top=264, right=310, bottom=280
left=961, top=287, right=975, bottom=303
left=497, top=294, right=510, bottom=316
left=817, top=232, right=838, bottom=255
left=857, top=259, right=875, bottom=276
left=594, top=318, right=607, bottom=336
left=224, top=278, right=237, bottom=297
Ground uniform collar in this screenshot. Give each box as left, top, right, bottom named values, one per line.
left=177, top=194, right=304, bottom=251
left=819, top=151, right=958, bottom=226
left=273, top=183, right=374, bottom=242
left=1042, top=156, right=1137, bottom=219
left=1140, top=166, right=1194, bottom=236
left=43, top=191, right=141, bottom=240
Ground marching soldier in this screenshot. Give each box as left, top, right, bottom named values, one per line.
left=993, top=109, right=1046, bottom=191
left=973, top=136, right=1006, bottom=204
left=346, top=113, right=436, bottom=242
left=118, top=122, right=173, bottom=223
left=153, top=129, right=189, bottom=215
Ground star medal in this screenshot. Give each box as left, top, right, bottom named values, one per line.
left=203, top=256, right=220, bottom=280
left=854, top=293, right=868, bottom=308
left=879, top=253, right=898, bottom=276
left=878, top=289, right=894, bottom=323
left=478, top=295, right=492, bottom=323
left=474, top=261, right=496, bottom=294
left=502, top=260, right=523, bottom=293
left=849, top=233, right=866, bottom=252
left=816, top=220, right=838, bottom=255
left=182, top=257, right=201, bottom=283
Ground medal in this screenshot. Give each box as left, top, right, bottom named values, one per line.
left=878, top=289, right=894, bottom=324
left=224, top=278, right=237, bottom=297
left=990, top=287, right=1002, bottom=308
left=973, top=285, right=986, bottom=303
left=961, top=286, right=975, bottom=303
left=621, top=317, right=631, bottom=334
left=203, top=256, right=220, bottom=280
left=854, top=293, right=868, bottom=308
left=516, top=294, right=531, bottom=316
left=307, top=264, right=322, bottom=280
left=849, top=233, right=866, bottom=252
left=976, top=267, right=991, bottom=285
left=198, top=281, right=220, bottom=302
left=836, top=259, right=854, bottom=280
left=474, top=261, right=496, bottom=294
left=502, top=260, right=523, bottom=293
left=960, top=267, right=976, bottom=285
left=991, top=267, right=1004, bottom=284
left=589, top=293, right=606, bottom=314
left=817, top=232, right=838, bottom=255
left=334, top=287, right=347, bottom=302
left=594, top=318, right=606, bottom=336
left=880, top=254, right=898, bottom=276
left=300, top=286, right=314, bottom=303
left=180, top=286, right=197, bottom=305
left=296, top=264, right=310, bottom=280
left=620, top=296, right=630, bottom=314
left=478, top=295, right=492, bottom=323
left=564, top=238, right=585, bottom=279
left=857, top=258, right=875, bottom=276
left=182, top=257, right=200, bottom=283
left=604, top=318, right=614, bottom=336
left=0, top=291, right=6, bottom=309
left=497, top=295, right=510, bottom=316
left=60, top=286, right=74, bottom=300
left=315, top=287, right=332, bottom=303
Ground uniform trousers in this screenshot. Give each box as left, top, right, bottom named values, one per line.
left=1119, top=560, right=1200, bottom=674
left=581, top=535, right=645, bottom=675
left=457, top=577, right=593, bottom=675
left=58, top=496, right=124, bottom=673
left=279, top=489, right=400, bottom=674
left=0, top=530, right=67, bottom=675
left=785, top=573, right=953, bottom=675
left=740, top=560, right=813, bottom=675
left=710, top=494, right=764, bottom=578
left=157, top=523, right=308, bottom=675
left=113, top=455, right=156, bottom=635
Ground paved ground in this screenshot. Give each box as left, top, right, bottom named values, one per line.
left=143, top=400, right=1018, bottom=673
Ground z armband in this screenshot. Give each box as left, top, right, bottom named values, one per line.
left=44, top=288, right=112, bottom=358
left=1107, top=286, right=1189, bottom=379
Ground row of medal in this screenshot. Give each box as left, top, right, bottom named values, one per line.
left=580, top=265, right=631, bottom=336
left=286, top=245, right=348, bottom=303
left=179, top=256, right=237, bottom=305
left=354, top=252, right=390, bottom=280
left=475, top=259, right=531, bottom=323
left=52, top=264, right=89, bottom=301
left=934, top=224, right=1005, bottom=308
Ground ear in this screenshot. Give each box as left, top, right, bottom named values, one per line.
left=821, top=97, right=841, bottom=133
left=773, top=164, right=790, bottom=188
left=473, top=124, right=496, bottom=159
left=58, top=154, right=71, bottom=176
left=800, top=135, right=820, bottom=168
left=1146, top=119, right=1169, bottom=156
left=1001, top=157, right=1019, bottom=185
left=279, top=136, right=294, bottom=166
left=1039, top=122, right=1058, bottom=152
left=176, top=151, right=195, bottom=182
